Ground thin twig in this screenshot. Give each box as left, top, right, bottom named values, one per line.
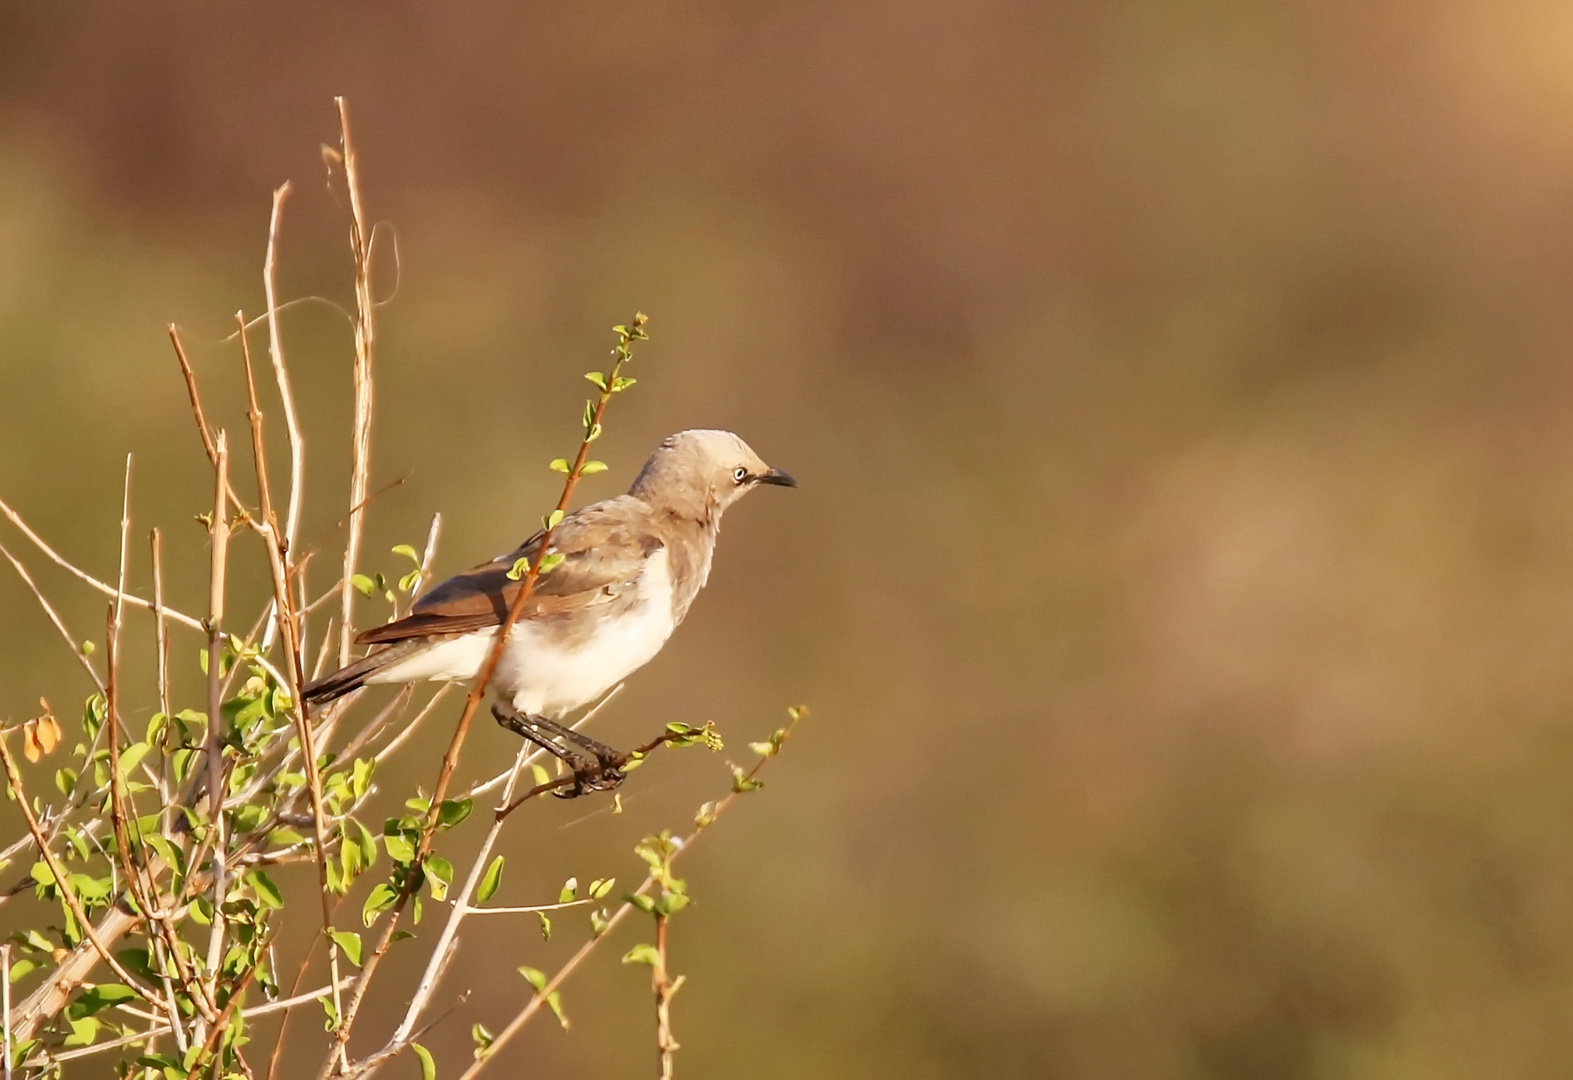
left=0, top=539, right=105, bottom=693
left=264, top=184, right=306, bottom=565
left=3, top=943, right=11, bottom=1080
left=240, top=307, right=348, bottom=1064
left=336, top=97, right=377, bottom=667
left=151, top=529, right=171, bottom=718
left=204, top=432, right=232, bottom=1009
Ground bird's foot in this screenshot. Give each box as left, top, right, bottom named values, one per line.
left=491, top=704, right=628, bottom=799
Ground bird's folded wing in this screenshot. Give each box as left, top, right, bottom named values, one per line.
left=356, top=499, right=662, bottom=644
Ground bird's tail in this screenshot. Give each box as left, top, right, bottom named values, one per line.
left=302, top=641, right=423, bottom=707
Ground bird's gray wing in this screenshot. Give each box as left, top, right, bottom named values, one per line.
left=355, top=497, right=661, bottom=645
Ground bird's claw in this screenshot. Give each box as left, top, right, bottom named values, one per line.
left=492, top=704, right=629, bottom=800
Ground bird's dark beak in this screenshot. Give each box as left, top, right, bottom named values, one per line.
left=757, top=468, right=797, bottom=488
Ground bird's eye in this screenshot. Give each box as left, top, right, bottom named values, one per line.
left=733, top=466, right=749, bottom=484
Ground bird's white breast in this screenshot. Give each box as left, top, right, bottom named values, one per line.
left=369, top=549, right=678, bottom=718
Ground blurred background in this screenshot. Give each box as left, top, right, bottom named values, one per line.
left=5, top=1, right=1573, bottom=1076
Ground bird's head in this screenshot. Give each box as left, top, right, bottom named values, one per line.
left=631, top=429, right=795, bottom=520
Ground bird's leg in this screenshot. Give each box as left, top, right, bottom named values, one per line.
left=491, top=704, right=585, bottom=766
left=522, top=715, right=624, bottom=765
left=490, top=704, right=627, bottom=798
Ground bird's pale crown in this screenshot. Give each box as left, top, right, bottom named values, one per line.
left=630, top=429, right=795, bottom=521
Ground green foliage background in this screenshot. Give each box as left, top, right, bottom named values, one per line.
left=7, top=1, right=1573, bottom=1076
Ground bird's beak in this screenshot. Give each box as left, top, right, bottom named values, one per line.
left=757, top=468, right=797, bottom=488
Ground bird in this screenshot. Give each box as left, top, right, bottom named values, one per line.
left=302, top=430, right=794, bottom=777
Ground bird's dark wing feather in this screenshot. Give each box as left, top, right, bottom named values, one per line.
left=355, top=496, right=661, bottom=644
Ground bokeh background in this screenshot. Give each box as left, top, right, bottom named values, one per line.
left=5, top=1, right=1573, bottom=1076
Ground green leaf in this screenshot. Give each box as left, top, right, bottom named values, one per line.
left=588, top=877, right=615, bottom=900
left=355, top=819, right=378, bottom=869
left=330, top=930, right=363, bottom=967
left=63, top=1015, right=99, bottom=1046
left=518, top=965, right=547, bottom=993
left=544, top=990, right=568, bottom=1030
left=548, top=458, right=570, bottom=473
left=621, top=943, right=661, bottom=967
left=590, top=908, right=610, bottom=936
left=321, top=995, right=340, bottom=1031
left=558, top=877, right=577, bottom=904
left=384, top=833, right=415, bottom=864
left=248, top=870, right=284, bottom=910
left=54, top=767, right=77, bottom=796
left=80, top=639, right=95, bottom=656
left=412, top=1041, right=436, bottom=1080
left=584, top=371, right=608, bottom=391
left=392, top=544, right=421, bottom=564
left=436, top=798, right=472, bottom=830
left=580, top=460, right=608, bottom=474
left=351, top=573, right=377, bottom=598
left=538, top=552, right=565, bottom=575
left=536, top=911, right=551, bottom=940
left=363, top=883, right=399, bottom=927
left=477, top=856, right=504, bottom=904
left=7, top=957, right=36, bottom=982
left=544, top=509, right=564, bottom=530
left=471, top=1023, right=494, bottom=1061
left=530, top=763, right=551, bottom=786
left=69, top=983, right=137, bottom=1018
left=426, top=855, right=454, bottom=902
left=505, top=557, right=531, bottom=582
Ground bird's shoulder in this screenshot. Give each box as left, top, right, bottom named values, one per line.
left=355, top=495, right=669, bottom=645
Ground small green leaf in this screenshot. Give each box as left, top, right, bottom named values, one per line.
left=392, top=544, right=421, bottom=564
left=544, top=990, right=568, bottom=1029
left=331, top=930, right=363, bottom=967
left=558, top=877, right=577, bottom=904
left=426, top=855, right=454, bottom=901
left=363, top=883, right=399, bottom=927
left=622, top=943, right=661, bottom=967
left=477, top=856, right=504, bottom=904
left=544, top=509, right=564, bottom=530
left=68, top=983, right=137, bottom=1018
left=436, top=798, right=472, bottom=830
left=412, top=1041, right=436, bottom=1080
left=248, top=870, right=284, bottom=910
left=584, top=371, right=608, bottom=391
left=321, top=994, right=340, bottom=1031
left=518, top=965, right=547, bottom=992
left=580, top=460, right=608, bottom=474
left=351, top=573, right=377, bottom=598
left=588, top=877, right=615, bottom=900
left=384, top=833, right=415, bottom=864
left=538, top=552, right=565, bottom=575
left=530, top=763, right=550, bottom=786
left=537, top=911, right=551, bottom=940
left=80, top=640, right=95, bottom=656
left=505, top=557, right=531, bottom=582
left=116, top=741, right=151, bottom=777
left=548, top=458, right=570, bottom=473
left=471, top=1023, right=494, bottom=1060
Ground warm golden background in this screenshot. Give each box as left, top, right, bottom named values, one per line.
left=6, top=1, right=1573, bottom=1076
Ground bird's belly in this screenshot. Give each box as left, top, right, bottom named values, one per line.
left=501, top=599, right=675, bottom=716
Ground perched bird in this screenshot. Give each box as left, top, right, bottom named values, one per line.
left=302, top=431, right=794, bottom=744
